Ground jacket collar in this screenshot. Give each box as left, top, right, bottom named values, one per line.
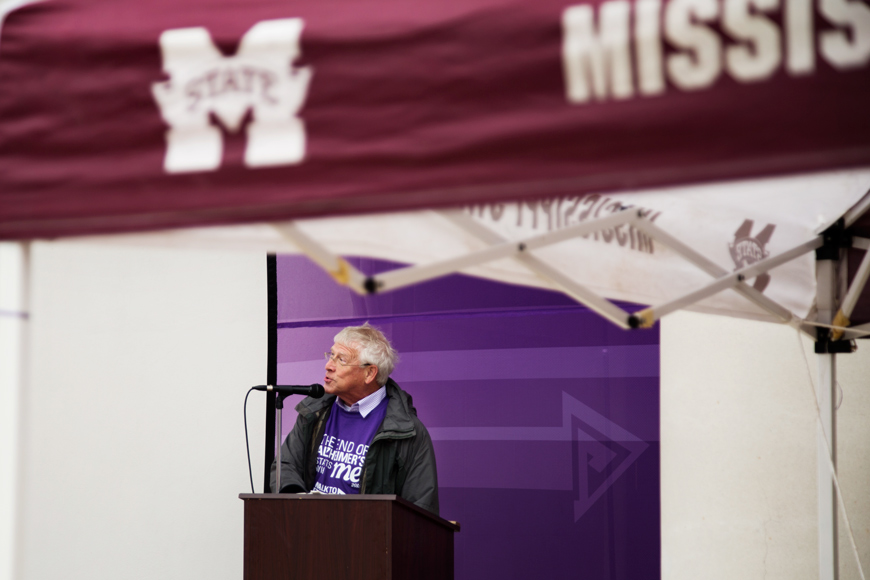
left=379, top=379, right=416, bottom=435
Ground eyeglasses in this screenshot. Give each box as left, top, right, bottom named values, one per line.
left=324, top=351, right=372, bottom=368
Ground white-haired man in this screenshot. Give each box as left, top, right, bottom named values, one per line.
left=270, top=323, right=439, bottom=515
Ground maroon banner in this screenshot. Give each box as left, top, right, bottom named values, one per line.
left=0, top=0, right=868, bottom=239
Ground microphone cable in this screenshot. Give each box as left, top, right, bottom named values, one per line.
left=244, top=387, right=256, bottom=494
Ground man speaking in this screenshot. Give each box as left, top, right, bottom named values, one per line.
left=270, top=323, right=439, bottom=515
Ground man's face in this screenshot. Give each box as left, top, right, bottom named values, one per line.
left=323, top=342, right=378, bottom=405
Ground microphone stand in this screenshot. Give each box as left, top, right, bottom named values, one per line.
left=274, top=391, right=291, bottom=494
left=269, top=386, right=324, bottom=494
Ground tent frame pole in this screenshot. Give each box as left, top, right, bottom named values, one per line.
left=831, top=236, right=870, bottom=340
left=272, top=222, right=369, bottom=293
left=277, top=211, right=858, bottom=344
left=630, top=237, right=820, bottom=325
left=629, top=217, right=812, bottom=329
left=370, top=209, right=638, bottom=294
left=815, top=256, right=839, bottom=580
left=440, top=210, right=634, bottom=328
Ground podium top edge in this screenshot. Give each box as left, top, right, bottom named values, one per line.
left=238, top=493, right=460, bottom=531
left=239, top=493, right=399, bottom=502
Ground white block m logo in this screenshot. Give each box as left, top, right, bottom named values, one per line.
left=152, top=19, right=312, bottom=173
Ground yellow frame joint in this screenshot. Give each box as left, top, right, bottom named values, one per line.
left=329, top=258, right=352, bottom=286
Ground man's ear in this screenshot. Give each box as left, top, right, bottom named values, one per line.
left=364, top=365, right=379, bottom=385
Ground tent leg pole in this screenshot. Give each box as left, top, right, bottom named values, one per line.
left=816, top=258, right=838, bottom=580
left=0, top=241, right=30, bottom=580
left=816, top=351, right=838, bottom=580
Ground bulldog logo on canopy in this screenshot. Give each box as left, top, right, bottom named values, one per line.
left=729, top=219, right=775, bottom=292
left=152, top=19, right=312, bottom=173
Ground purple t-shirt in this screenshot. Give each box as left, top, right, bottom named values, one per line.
left=313, top=397, right=389, bottom=495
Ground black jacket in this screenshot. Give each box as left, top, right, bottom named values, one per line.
left=270, top=378, right=439, bottom=515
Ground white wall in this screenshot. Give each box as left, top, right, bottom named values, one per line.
left=661, top=310, right=870, bottom=580
left=13, top=241, right=266, bottom=580
left=835, top=336, right=870, bottom=580
left=1, top=242, right=29, bottom=580
left=5, top=240, right=869, bottom=580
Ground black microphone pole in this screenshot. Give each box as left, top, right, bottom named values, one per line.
left=274, top=393, right=286, bottom=495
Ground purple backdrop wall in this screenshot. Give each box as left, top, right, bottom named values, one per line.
left=274, top=255, right=660, bottom=579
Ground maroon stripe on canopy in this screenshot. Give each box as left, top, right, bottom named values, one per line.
left=0, top=0, right=868, bottom=239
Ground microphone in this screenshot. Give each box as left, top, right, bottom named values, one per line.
left=253, top=384, right=325, bottom=398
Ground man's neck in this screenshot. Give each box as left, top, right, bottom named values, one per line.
left=337, top=385, right=387, bottom=417
left=339, top=387, right=378, bottom=407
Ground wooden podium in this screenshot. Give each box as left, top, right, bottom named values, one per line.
left=239, top=494, right=460, bottom=580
